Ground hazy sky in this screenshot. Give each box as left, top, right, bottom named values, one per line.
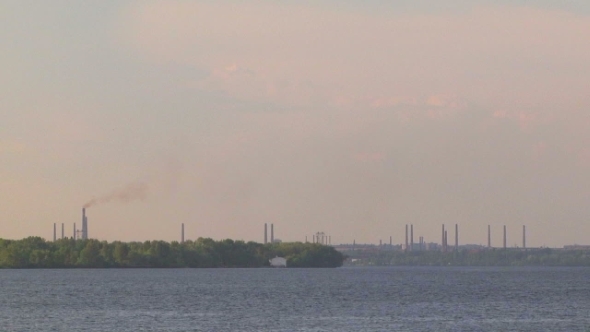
left=2, top=1, right=590, bottom=247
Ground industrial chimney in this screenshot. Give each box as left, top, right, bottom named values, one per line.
left=503, top=225, right=507, bottom=249
left=410, top=224, right=414, bottom=251
left=181, top=223, right=185, bottom=243
left=405, top=224, right=408, bottom=252
left=522, top=225, right=526, bottom=249
left=441, top=224, right=445, bottom=252
left=264, top=223, right=268, bottom=244
left=53, top=223, right=56, bottom=242
left=488, top=225, right=491, bottom=248
left=81, top=208, right=88, bottom=240
left=455, top=224, right=459, bottom=251
left=270, top=224, right=274, bottom=243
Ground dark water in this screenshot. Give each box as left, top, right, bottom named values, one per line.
left=1, top=267, right=589, bottom=331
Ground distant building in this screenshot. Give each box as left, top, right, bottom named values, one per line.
left=564, top=245, right=590, bottom=250
left=269, top=256, right=287, bottom=267
left=425, top=242, right=440, bottom=251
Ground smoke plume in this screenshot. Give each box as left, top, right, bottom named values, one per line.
left=83, top=182, right=149, bottom=208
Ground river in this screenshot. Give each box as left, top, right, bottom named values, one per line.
left=1, top=267, right=589, bottom=331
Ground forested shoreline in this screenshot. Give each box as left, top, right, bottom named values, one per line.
left=0, top=237, right=345, bottom=268
left=343, top=248, right=590, bottom=266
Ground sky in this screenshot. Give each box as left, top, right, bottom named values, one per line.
left=1, top=1, right=590, bottom=247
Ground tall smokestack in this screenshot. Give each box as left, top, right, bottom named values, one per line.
left=441, top=224, right=445, bottom=251
left=181, top=223, right=185, bottom=243
left=503, top=225, right=507, bottom=249
left=444, top=231, right=448, bottom=252
left=264, top=223, right=268, bottom=244
left=405, top=225, right=408, bottom=252
left=390, top=236, right=392, bottom=246
left=488, top=225, right=491, bottom=248
left=455, top=224, right=458, bottom=251
left=73, top=223, right=76, bottom=240
left=522, top=225, right=526, bottom=249
left=410, top=224, right=414, bottom=251
left=271, top=224, right=274, bottom=243
left=61, top=223, right=64, bottom=240
left=82, top=208, right=88, bottom=240
left=53, top=223, right=56, bottom=242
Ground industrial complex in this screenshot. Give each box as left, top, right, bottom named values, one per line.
left=333, top=224, right=530, bottom=253
left=53, top=208, right=89, bottom=241
left=48, top=209, right=590, bottom=253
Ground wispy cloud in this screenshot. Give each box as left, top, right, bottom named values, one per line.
left=123, top=2, right=590, bottom=115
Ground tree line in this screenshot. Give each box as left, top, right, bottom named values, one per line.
left=0, top=237, right=345, bottom=268
left=344, top=248, right=590, bottom=266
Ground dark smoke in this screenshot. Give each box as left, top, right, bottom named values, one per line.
left=83, top=182, right=149, bottom=208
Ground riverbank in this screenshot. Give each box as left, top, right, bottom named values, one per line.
left=0, top=237, right=344, bottom=268
left=342, top=248, right=590, bottom=266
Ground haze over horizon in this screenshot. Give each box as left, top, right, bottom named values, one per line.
left=2, top=1, right=590, bottom=247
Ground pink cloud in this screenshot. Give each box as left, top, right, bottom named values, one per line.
left=425, top=94, right=462, bottom=108
left=492, top=110, right=548, bottom=131
left=370, top=96, right=418, bottom=109
left=120, top=1, right=590, bottom=166
left=121, top=2, right=590, bottom=126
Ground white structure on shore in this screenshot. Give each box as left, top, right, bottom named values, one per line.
left=269, top=256, right=287, bottom=267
